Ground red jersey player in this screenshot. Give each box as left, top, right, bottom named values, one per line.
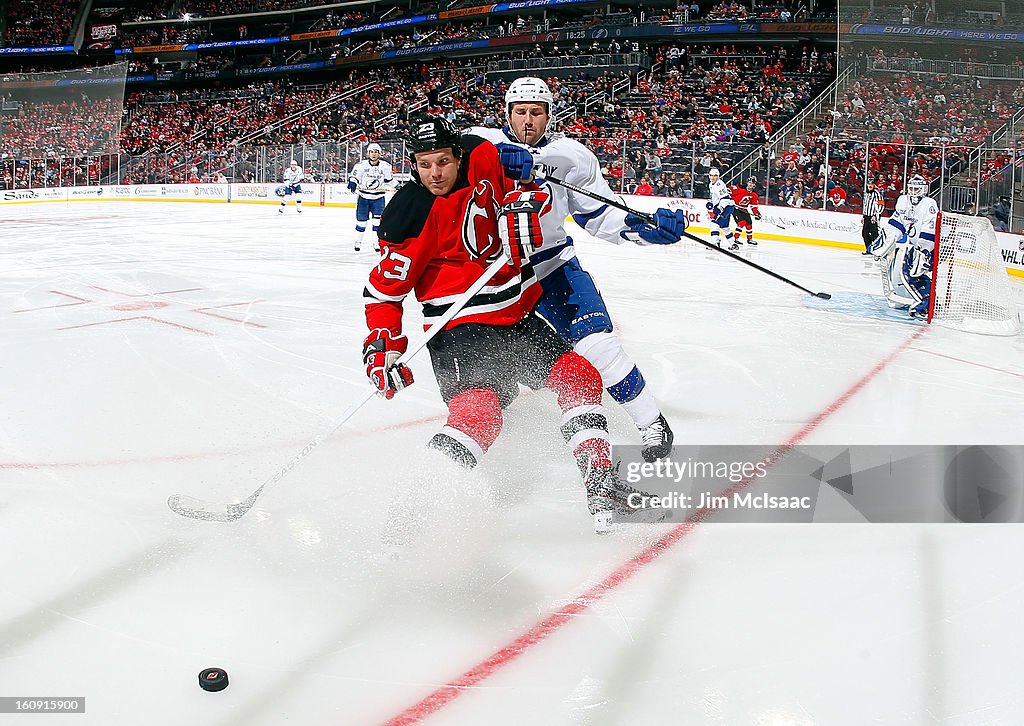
left=730, top=177, right=763, bottom=248
left=361, top=115, right=655, bottom=531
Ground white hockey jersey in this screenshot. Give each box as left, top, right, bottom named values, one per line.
left=886, top=194, right=938, bottom=250
left=467, top=126, right=629, bottom=281
left=709, top=180, right=733, bottom=211
left=348, top=159, right=395, bottom=200
left=283, top=167, right=305, bottom=187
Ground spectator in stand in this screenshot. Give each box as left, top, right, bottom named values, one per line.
left=635, top=175, right=654, bottom=195
left=622, top=160, right=637, bottom=190
left=644, top=150, right=663, bottom=180
left=990, top=196, right=1011, bottom=231
left=679, top=171, right=693, bottom=197
left=5, top=0, right=79, bottom=46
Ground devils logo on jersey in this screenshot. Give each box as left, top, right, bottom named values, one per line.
left=462, top=180, right=502, bottom=261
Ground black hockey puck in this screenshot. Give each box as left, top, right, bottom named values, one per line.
left=198, top=667, right=229, bottom=692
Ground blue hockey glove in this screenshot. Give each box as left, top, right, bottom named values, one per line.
left=496, top=143, right=535, bottom=182
left=624, top=208, right=687, bottom=245
left=347, top=180, right=357, bottom=193
left=714, top=206, right=734, bottom=226
left=706, top=201, right=714, bottom=211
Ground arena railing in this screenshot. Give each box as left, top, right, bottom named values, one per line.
left=724, top=64, right=855, bottom=189
left=796, top=135, right=1020, bottom=231
left=485, top=52, right=649, bottom=76
left=868, top=56, right=1024, bottom=82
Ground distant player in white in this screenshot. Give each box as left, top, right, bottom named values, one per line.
left=276, top=160, right=305, bottom=214
left=348, top=142, right=395, bottom=252
left=869, top=175, right=937, bottom=318
left=706, top=168, right=735, bottom=249
left=467, top=77, right=688, bottom=462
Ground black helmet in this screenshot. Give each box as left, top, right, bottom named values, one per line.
left=407, top=114, right=462, bottom=157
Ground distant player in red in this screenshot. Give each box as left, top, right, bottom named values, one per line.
left=730, top=177, right=762, bottom=247
left=362, top=115, right=651, bottom=530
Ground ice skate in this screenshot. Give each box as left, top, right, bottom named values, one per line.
left=583, top=463, right=668, bottom=534
left=639, top=413, right=673, bottom=462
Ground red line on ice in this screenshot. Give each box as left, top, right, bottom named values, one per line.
left=13, top=290, right=92, bottom=313
left=56, top=315, right=214, bottom=335
left=907, top=346, right=1024, bottom=379
left=380, top=325, right=929, bottom=726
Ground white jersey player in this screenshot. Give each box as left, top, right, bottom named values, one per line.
left=276, top=160, right=305, bottom=214
left=467, top=76, right=689, bottom=462
left=347, top=142, right=396, bottom=251
left=706, top=168, right=736, bottom=248
left=869, top=175, right=937, bottom=318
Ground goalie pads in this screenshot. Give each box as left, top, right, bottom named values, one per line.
left=882, top=246, right=917, bottom=308
left=882, top=245, right=931, bottom=309
left=908, top=245, right=932, bottom=278
left=869, top=222, right=905, bottom=258
left=499, top=188, right=551, bottom=261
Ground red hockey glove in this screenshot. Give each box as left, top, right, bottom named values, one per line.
left=362, top=328, right=414, bottom=399
left=499, top=188, right=551, bottom=261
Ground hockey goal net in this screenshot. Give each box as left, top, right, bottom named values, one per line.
left=929, top=212, right=1022, bottom=336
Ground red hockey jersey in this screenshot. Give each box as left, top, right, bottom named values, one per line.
left=364, top=136, right=540, bottom=334
left=730, top=186, right=761, bottom=215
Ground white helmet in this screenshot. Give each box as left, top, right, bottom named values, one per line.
left=366, top=142, right=382, bottom=153
left=907, top=174, right=927, bottom=203
left=708, top=167, right=720, bottom=177
left=505, top=76, right=554, bottom=116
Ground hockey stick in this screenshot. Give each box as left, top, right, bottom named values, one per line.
left=167, top=252, right=512, bottom=522
left=758, top=215, right=789, bottom=231
left=544, top=174, right=830, bottom=300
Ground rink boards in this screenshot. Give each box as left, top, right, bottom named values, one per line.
left=3, top=183, right=1023, bottom=277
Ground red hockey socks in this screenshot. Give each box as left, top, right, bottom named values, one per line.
left=546, top=353, right=611, bottom=471
left=427, top=387, right=502, bottom=468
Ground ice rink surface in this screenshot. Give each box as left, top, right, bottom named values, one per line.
left=3, top=201, right=1024, bottom=725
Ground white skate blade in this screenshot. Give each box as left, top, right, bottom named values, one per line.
left=618, top=507, right=671, bottom=525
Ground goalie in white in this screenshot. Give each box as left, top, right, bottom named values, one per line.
left=868, top=175, right=937, bottom=319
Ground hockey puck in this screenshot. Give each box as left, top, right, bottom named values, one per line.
left=198, top=668, right=228, bottom=692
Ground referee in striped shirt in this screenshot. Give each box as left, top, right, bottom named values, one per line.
left=861, top=179, right=885, bottom=255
